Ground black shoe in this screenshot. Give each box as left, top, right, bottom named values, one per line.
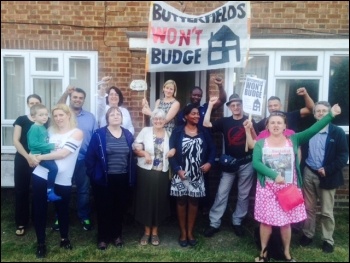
left=36, top=244, right=46, bottom=258
left=178, top=238, right=188, bottom=247
left=204, top=226, right=219, bottom=237
left=232, top=224, right=245, bottom=237
left=322, top=241, right=334, bottom=253
left=98, top=241, right=108, bottom=250
left=113, top=237, right=124, bottom=248
left=188, top=239, right=197, bottom=247
left=299, top=234, right=313, bottom=247
left=60, top=239, right=73, bottom=250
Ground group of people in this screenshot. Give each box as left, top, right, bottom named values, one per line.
left=12, top=77, right=348, bottom=261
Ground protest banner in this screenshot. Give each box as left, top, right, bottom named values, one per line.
left=146, top=1, right=251, bottom=72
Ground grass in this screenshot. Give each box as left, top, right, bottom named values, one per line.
left=1, top=188, right=349, bottom=262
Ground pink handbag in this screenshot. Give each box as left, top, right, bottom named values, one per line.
left=276, top=184, right=304, bottom=212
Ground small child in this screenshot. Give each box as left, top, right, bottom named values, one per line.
left=27, top=104, right=61, bottom=202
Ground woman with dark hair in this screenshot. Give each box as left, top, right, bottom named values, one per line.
left=85, top=106, right=136, bottom=250
left=169, top=104, right=216, bottom=247
left=97, top=77, right=134, bottom=134
left=13, top=94, right=43, bottom=237
left=247, top=105, right=341, bottom=262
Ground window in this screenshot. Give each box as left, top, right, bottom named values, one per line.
left=230, top=49, right=348, bottom=134
left=1, top=50, right=98, bottom=153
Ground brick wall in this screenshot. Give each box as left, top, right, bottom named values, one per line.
left=1, top=1, right=349, bottom=207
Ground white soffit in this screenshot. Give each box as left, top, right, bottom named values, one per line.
left=129, top=38, right=349, bottom=51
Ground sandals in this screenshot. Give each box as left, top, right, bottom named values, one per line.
left=255, top=256, right=269, bottom=262
left=255, top=247, right=269, bottom=262
left=151, top=235, right=160, bottom=246
left=15, top=226, right=25, bottom=236
left=140, top=234, right=150, bottom=246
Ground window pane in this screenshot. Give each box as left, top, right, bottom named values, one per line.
left=69, top=58, right=91, bottom=112
left=3, top=57, right=25, bottom=119
left=281, top=56, right=317, bottom=71
left=36, top=58, right=59, bottom=71
left=2, top=127, right=14, bottom=146
left=33, top=79, right=63, bottom=111
left=328, top=56, right=349, bottom=126
left=276, top=79, right=319, bottom=131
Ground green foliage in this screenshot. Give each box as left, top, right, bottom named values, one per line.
left=1, top=189, right=349, bottom=262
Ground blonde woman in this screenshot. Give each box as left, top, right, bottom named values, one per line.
left=31, top=104, right=83, bottom=258
left=142, top=79, right=180, bottom=134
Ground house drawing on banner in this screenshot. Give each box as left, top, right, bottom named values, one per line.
left=208, top=25, right=241, bottom=65
left=253, top=98, right=261, bottom=112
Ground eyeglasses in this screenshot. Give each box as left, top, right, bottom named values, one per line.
left=109, top=93, right=119, bottom=97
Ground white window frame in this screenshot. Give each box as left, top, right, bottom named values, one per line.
left=1, top=50, right=98, bottom=153
left=275, top=51, right=324, bottom=76
left=30, top=52, right=64, bottom=76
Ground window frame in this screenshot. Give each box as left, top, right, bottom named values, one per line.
left=1, top=50, right=98, bottom=153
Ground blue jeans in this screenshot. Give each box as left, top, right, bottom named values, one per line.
left=72, top=159, right=91, bottom=221
left=40, top=160, right=58, bottom=189
left=209, top=162, right=254, bottom=228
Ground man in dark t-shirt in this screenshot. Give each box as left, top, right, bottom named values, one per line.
left=203, top=93, right=255, bottom=238
left=254, top=87, right=314, bottom=133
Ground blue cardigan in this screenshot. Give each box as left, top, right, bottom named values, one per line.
left=85, top=126, right=136, bottom=186
left=169, top=125, right=216, bottom=174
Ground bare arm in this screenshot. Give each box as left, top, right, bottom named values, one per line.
left=203, top=97, right=218, bottom=128
left=212, top=77, right=227, bottom=110
left=57, top=85, right=75, bottom=104
left=243, top=119, right=256, bottom=149
left=13, top=125, right=37, bottom=167
left=297, top=87, right=315, bottom=117
left=164, top=100, right=180, bottom=125
left=141, top=98, right=153, bottom=116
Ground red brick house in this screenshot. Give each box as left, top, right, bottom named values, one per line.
left=1, top=1, right=348, bottom=209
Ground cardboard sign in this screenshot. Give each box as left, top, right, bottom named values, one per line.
left=242, top=76, right=266, bottom=116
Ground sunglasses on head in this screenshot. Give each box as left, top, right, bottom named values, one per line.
left=269, top=111, right=286, bottom=117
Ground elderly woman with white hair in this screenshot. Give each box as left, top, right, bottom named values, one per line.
left=133, top=108, right=173, bottom=246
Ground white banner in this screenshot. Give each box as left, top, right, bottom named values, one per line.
left=146, top=1, right=251, bottom=72
left=242, top=76, right=266, bottom=116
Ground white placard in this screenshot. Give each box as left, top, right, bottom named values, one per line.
left=242, top=76, right=266, bottom=116
left=130, top=80, right=147, bottom=91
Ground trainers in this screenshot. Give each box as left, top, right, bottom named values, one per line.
left=322, top=241, right=334, bottom=253
left=299, top=234, right=313, bottom=247
left=36, top=243, right=46, bottom=258
left=204, top=226, right=220, bottom=237
left=47, top=190, right=62, bottom=202
left=51, top=220, right=60, bottom=231
left=232, top=224, right=245, bottom=237
left=81, top=219, right=93, bottom=231
left=60, top=238, right=73, bottom=250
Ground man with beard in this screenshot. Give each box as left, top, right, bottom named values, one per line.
left=55, top=85, right=98, bottom=231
